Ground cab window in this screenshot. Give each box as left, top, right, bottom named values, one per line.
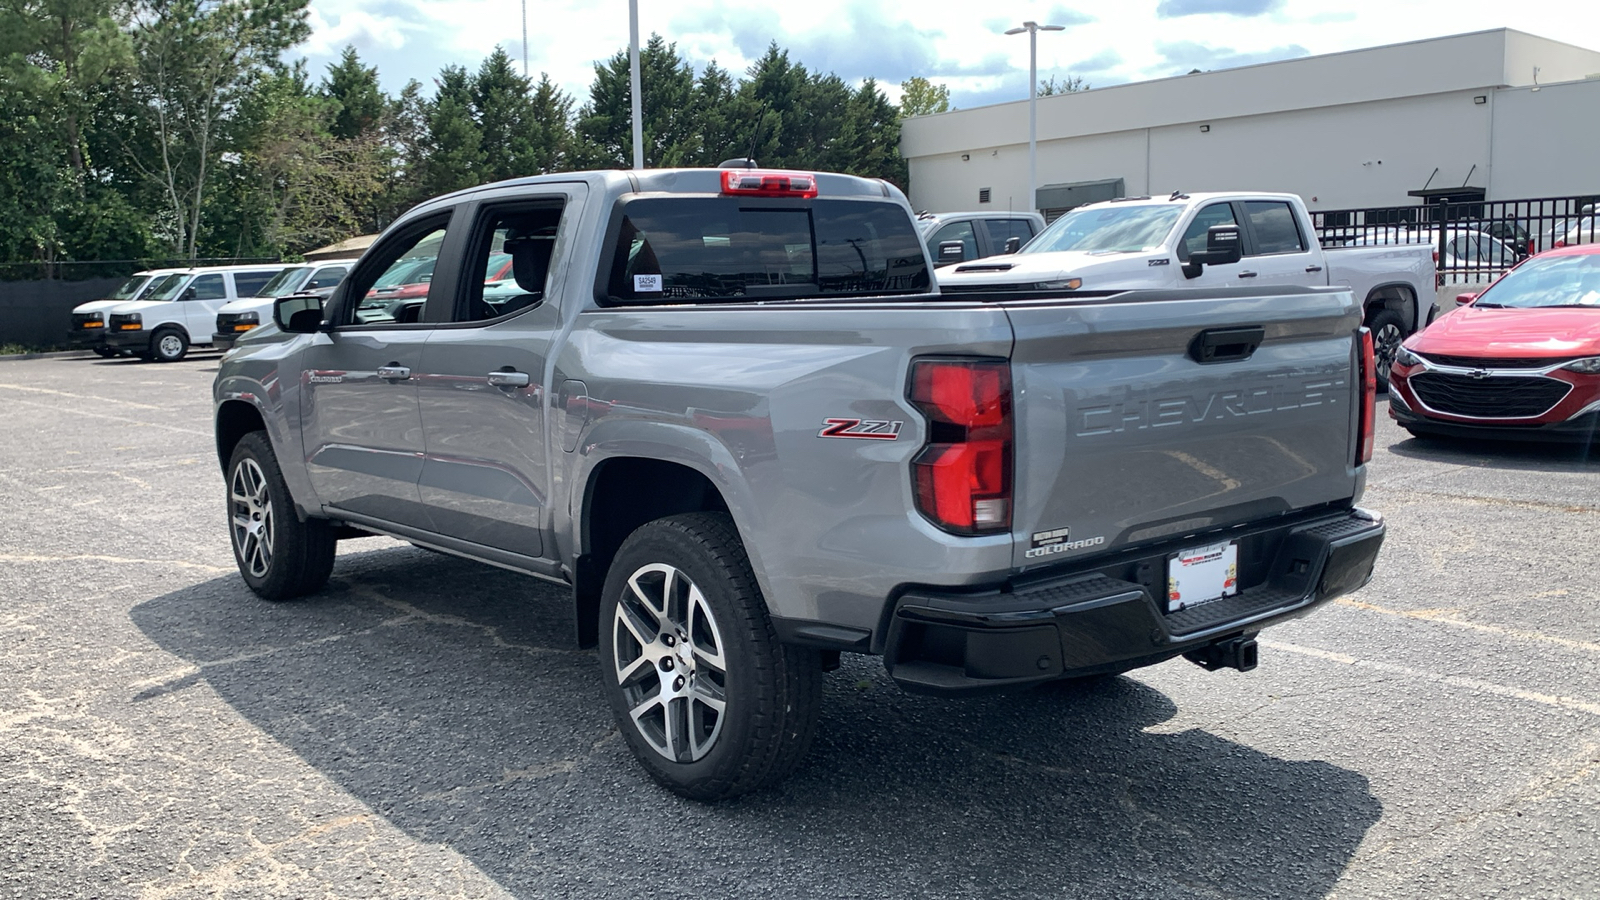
left=1179, top=203, right=1238, bottom=261
left=928, top=221, right=978, bottom=263
left=188, top=274, right=227, bottom=301
left=1242, top=201, right=1306, bottom=255
left=233, top=270, right=278, bottom=297
left=342, top=218, right=450, bottom=326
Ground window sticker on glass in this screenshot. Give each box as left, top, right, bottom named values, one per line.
left=635, top=274, right=663, bottom=292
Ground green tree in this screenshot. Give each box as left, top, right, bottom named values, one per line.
left=472, top=47, right=541, bottom=183
left=321, top=44, right=384, bottom=140
left=127, top=0, right=312, bottom=258
left=1037, top=74, right=1089, bottom=95
left=414, top=64, right=484, bottom=197
left=575, top=34, right=697, bottom=168
left=525, top=72, right=574, bottom=173
left=898, top=76, right=949, bottom=117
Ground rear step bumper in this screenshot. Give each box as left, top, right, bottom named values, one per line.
left=883, top=508, right=1383, bottom=695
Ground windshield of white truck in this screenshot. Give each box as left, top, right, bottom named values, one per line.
left=603, top=198, right=930, bottom=303
left=142, top=273, right=190, bottom=301
left=107, top=275, right=151, bottom=301
left=253, top=266, right=313, bottom=298
left=1023, top=205, right=1184, bottom=254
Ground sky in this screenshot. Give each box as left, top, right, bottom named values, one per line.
left=295, top=0, right=1600, bottom=110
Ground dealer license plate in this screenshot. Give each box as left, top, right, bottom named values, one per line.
left=1166, top=541, right=1238, bottom=613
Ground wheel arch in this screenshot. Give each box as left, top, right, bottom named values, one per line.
left=573, top=455, right=735, bottom=648
left=215, top=399, right=268, bottom=474
left=1363, top=282, right=1420, bottom=333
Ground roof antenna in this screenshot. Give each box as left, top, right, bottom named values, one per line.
left=719, top=112, right=768, bottom=169
left=1169, top=190, right=1189, bottom=201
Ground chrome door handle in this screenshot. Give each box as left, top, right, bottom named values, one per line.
left=486, top=370, right=531, bottom=388
left=376, top=365, right=410, bottom=380
left=1305, top=265, right=1323, bottom=273
left=1237, top=271, right=1258, bottom=278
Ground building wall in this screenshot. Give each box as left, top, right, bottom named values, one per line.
left=902, top=29, right=1600, bottom=214
left=1489, top=79, right=1600, bottom=198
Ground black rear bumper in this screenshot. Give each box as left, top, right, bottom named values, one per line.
left=883, top=508, right=1384, bottom=695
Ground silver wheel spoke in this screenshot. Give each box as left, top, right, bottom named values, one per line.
left=612, top=559, right=729, bottom=764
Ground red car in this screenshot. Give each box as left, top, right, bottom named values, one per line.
left=1388, top=244, right=1600, bottom=442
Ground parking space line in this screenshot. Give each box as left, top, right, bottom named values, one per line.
left=0, top=396, right=209, bottom=436
left=1334, top=597, right=1600, bottom=655
left=0, top=382, right=164, bottom=410
left=0, top=552, right=230, bottom=574
left=1260, top=638, right=1600, bottom=717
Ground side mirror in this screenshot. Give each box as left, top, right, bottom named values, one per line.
left=275, top=293, right=326, bottom=333
left=182, top=287, right=197, bottom=301
left=1003, top=236, right=1022, bottom=254
left=1182, top=224, right=1243, bottom=279
left=1455, top=292, right=1479, bottom=306
left=937, top=240, right=966, bottom=264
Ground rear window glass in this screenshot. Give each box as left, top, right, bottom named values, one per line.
left=604, top=198, right=929, bottom=303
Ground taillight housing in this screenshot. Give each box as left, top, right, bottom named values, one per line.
left=1357, top=327, right=1376, bottom=465
left=908, top=358, right=1013, bottom=535
left=720, top=169, right=819, bottom=198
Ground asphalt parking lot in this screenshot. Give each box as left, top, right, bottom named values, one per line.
left=1, top=351, right=1597, bottom=900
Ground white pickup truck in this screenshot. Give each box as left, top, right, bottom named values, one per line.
left=936, top=192, right=1435, bottom=387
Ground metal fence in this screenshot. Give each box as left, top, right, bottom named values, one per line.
left=0, top=257, right=279, bottom=283
left=1312, top=195, right=1600, bottom=289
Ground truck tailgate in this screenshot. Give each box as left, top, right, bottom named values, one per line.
left=1003, top=287, right=1362, bottom=571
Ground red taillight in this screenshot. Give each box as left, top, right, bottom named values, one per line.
left=720, top=169, right=819, bottom=198
left=1357, top=327, right=1376, bottom=465
left=909, top=359, right=1012, bottom=534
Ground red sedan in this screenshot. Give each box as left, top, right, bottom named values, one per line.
left=1389, top=244, right=1600, bottom=442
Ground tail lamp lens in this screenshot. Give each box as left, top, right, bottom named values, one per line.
left=909, top=359, right=1012, bottom=534
left=1357, top=327, right=1376, bottom=465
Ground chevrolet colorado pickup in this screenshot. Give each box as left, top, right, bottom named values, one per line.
left=214, top=167, right=1385, bottom=800
left=934, top=192, right=1435, bottom=388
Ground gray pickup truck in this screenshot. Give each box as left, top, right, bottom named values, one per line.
left=214, top=166, right=1385, bottom=800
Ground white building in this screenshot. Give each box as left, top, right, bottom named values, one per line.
left=900, top=29, right=1600, bottom=219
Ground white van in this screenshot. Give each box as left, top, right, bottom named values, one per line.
left=103, top=264, right=286, bottom=361
left=68, top=269, right=188, bottom=357
left=211, top=259, right=357, bottom=350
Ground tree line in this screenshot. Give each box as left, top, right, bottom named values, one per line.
left=0, top=0, right=926, bottom=272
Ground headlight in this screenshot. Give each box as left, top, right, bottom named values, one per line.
left=118, top=314, right=142, bottom=330
left=233, top=311, right=260, bottom=331
left=1562, top=357, right=1600, bottom=374
left=1033, top=278, right=1083, bottom=290
left=1394, top=346, right=1421, bottom=367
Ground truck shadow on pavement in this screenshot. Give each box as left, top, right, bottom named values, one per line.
left=132, top=543, right=1381, bottom=899
left=1388, top=432, right=1600, bottom=468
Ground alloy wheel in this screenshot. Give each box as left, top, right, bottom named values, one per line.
left=230, top=458, right=274, bottom=578
left=1373, top=322, right=1404, bottom=377
left=611, top=562, right=729, bottom=762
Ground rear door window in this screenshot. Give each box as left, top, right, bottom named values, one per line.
left=604, top=198, right=929, bottom=303
left=1242, top=201, right=1307, bottom=255
left=984, top=217, right=1035, bottom=250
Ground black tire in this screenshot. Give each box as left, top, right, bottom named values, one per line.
left=92, top=347, right=118, bottom=358
left=226, top=431, right=336, bottom=601
left=598, top=512, right=821, bottom=801
left=150, top=327, right=189, bottom=362
left=1366, top=308, right=1405, bottom=392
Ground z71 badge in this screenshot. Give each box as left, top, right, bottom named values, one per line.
left=818, top=418, right=903, bottom=440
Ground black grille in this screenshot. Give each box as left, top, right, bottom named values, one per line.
left=1409, top=372, right=1570, bottom=418
left=1419, top=353, right=1570, bottom=369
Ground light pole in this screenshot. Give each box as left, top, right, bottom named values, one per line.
left=1004, top=21, right=1064, bottom=213
left=629, top=0, right=644, bottom=170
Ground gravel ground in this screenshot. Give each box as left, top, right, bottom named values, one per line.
left=1, top=353, right=1596, bottom=900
